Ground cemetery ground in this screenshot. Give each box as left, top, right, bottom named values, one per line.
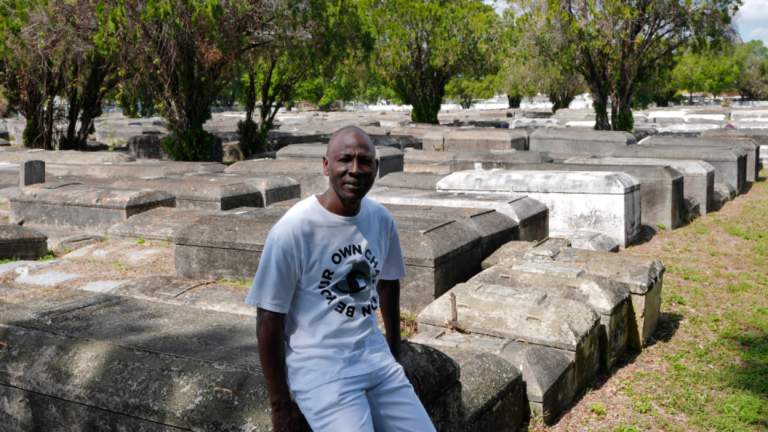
left=528, top=169, right=768, bottom=432
left=1, top=170, right=766, bottom=431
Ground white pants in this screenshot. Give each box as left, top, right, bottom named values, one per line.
left=293, top=362, right=437, bottom=432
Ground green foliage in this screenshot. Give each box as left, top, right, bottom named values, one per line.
left=445, top=75, right=497, bottom=109
left=518, top=0, right=738, bottom=129
left=672, top=47, right=741, bottom=103
left=162, top=126, right=215, bottom=162
left=367, top=0, right=499, bottom=124
left=237, top=116, right=266, bottom=158
left=136, top=237, right=145, bottom=244
left=98, top=0, right=270, bottom=160
left=732, top=40, right=768, bottom=101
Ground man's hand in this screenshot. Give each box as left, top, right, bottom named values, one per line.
left=270, top=399, right=311, bottom=432
left=395, top=355, right=422, bottom=397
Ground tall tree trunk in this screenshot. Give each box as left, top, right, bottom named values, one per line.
left=587, top=81, right=612, bottom=131
left=507, top=95, right=521, bottom=109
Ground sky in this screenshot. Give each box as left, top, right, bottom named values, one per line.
left=738, top=0, right=768, bottom=46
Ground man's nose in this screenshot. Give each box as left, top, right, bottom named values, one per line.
left=349, top=157, right=363, bottom=175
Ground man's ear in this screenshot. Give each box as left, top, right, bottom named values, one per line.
left=322, top=156, right=330, bottom=176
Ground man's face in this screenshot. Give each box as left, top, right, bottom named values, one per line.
left=323, top=132, right=378, bottom=202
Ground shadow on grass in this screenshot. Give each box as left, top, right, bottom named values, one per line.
left=715, top=330, right=768, bottom=428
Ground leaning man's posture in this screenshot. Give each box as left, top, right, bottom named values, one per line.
left=245, top=126, right=436, bottom=432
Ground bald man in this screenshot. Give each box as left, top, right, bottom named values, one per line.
left=246, top=126, right=435, bottom=432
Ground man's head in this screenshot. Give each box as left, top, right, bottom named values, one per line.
left=323, top=126, right=378, bottom=203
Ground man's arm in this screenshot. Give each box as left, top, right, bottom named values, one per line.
left=256, top=308, right=308, bottom=432
left=376, top=279, right=421, bottom=396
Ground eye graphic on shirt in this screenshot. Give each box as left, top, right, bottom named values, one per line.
left=331, top=259, right=374, bottom=303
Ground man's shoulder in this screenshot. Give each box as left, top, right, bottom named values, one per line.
left=363, top=197, right=393, bottom=221
left=270, top=196, right=319, bottom=233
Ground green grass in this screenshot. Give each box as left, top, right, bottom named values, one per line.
left=136, top=237, right=146, bottom=244
left=625, top=176, right=768, bottom=431
left=220, top=279, right=251, bottom=287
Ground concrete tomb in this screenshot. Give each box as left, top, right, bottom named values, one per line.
left=57, top=161, right=228, bottom=179
left=9, top=183, right=175, bottom=235
left=436, top=170, right=641, bottom=247
left=20, top=160, right=45, bottom=187
left=30, top=227, right=104, bottom=254
left=111, top=177, right=263, bottom=210
left=368, top=184, right=550, bottom=242
left=403, top=150, right=455, bottom=173
left=449, top=149, right=553, bottom=172
left=548, top=230, right=620, bottom=252
left=0, top=290, right=471, bottom=431
left=529, top=129, right=637, bottom=156
left=482, top=239, right=665, bottom=347
left=442, top=130, right=527, bottom=151
left=610, top=145, right=747, bottom=196
left=225, top=159, right=328, bottom=197
left=509, top=163, right=684, bottom=230
left=468, top=261, right=630, bottom=371
left=0, top=150, right=136, bottom=166
left=566, top=156, right=715, bottom=216
left=414, top=331, right=575, bottom=425
left=181, top=173, right=301, bottom=206
left=702, top=128, right=768, bottom=145
left=378, top=171, right=450, bottom=190
left=275, top=144, right=405, bottom=179
left=107, top=207, right=214, bottom=242
left=0, top=225, right=48, bottom=260
left=173, top=206, right=287, bottom=281
left=417, top=281, right=601, bottom=403
left=643, top=136, right=760, bottom=182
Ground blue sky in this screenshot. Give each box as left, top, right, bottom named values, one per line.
left=739, top=0, right=768, bottom=46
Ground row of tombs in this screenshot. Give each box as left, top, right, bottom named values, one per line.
left=0, top=128, right=764, bottom=430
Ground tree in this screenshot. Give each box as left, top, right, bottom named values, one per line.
left=672, top=47, right=740, bottom=104
left=97, top=0, right=276, bottom=161
left=236, top=0, right=373, bottom=158
left=517, top=0, right=738, bottom=131
left=733, top=40, right=768, bottom=101
left=366, top=0, right=499, bottom=124
left=0, top=0, right=71, bottom=149
left=445, top=75, right=497, bottom=109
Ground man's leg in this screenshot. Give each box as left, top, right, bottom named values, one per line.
left=366, top=363, right=437, bottom=432
left=293, top=374, right=375, bottom=432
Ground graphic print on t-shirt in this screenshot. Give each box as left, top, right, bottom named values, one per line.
left=317, top=244, right=381, bottom=319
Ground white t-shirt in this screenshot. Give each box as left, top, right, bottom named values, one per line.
left=245, top=195, right=407, bottom=391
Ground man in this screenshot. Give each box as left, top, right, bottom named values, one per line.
left=246, top=126, right=436, bottom=432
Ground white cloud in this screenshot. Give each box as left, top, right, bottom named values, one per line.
left=738, top=0, right=768, bottom=29
left=746, top=27, right=768, bottom=45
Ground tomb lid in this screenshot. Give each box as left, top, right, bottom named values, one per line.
left=417, top=282, right=599, bottom=351
left=482, top=240, right=665, bottom=295
left=530, top=128, right=637, bottom=144
left=384, top=204, right=518, bottom=243
left=107, top=207, right=215, bottom=241
left=276, top=144, right=404, bottom=160
left=565, top=157, right=715, bottom=176
left=225, top=159, right=325, bottom=175
left=0, top=225, right=47, bottom=244
left=510, top=163, right=684, bottom=185
left=436, top=169, right=641, bottom=194
left=182, top=172, right=300, bottom=189
left=0, top=150, right=136, bottom=165
left=412, top=331, right=571, bottom=404
left=645, top=136, right=758, bottom=150
left=172, top=207, right=287, bottom=251
left=469, top=264, right=629, bottom=316
left=392, top=215, right=482, bottom=267
left=8, top=183, right=175, bottom=210
left=443, top=130, right=522, bottom=142
left=369, top=187, right=547, bottom=226
left=451, top=149, right=552, bottom=164
left=403, top=149, right=456, bottom=163
left=611, top=145, right=745, bottom=161
left=111, top=177, right=262, bottom=202
left=378, top=172, right=449, bottom=190
left=72, top=161, right=227, bottom=178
